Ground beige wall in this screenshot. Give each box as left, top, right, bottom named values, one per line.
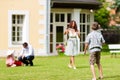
left=0, top=0, right=45, bottom=51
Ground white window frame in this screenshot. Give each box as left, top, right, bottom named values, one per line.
left=79, top=12, right=92, bottom=52
left=8, top=10, right=29, bottom=47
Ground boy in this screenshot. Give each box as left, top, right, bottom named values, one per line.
left=84, top=22, right=105, bottom=80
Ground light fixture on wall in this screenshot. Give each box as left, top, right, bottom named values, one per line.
left=90, top=9, right=93, bottom=13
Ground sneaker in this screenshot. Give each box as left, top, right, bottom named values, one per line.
left=68, top=64, right=72, bottom=68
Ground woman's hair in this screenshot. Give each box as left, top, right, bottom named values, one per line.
left=68, top=20, right=78, bottom=32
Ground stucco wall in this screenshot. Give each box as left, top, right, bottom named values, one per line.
left=0, top=0, right=46, bottom=56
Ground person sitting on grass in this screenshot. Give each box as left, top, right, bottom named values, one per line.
left=18, top=42, right=34, bottom=66
left=6, top=50, right=22, bottom=67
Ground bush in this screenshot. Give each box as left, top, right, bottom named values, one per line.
left=102, top=29, right=120, bottom=44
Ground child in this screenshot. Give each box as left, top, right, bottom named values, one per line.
left=6, top=50, right=22, bottom=67
left=84, top=22, right=105, bottom=80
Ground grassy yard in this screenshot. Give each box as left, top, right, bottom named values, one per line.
left=0, top=53, right=120, bottom=80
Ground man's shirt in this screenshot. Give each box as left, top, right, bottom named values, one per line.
left=20, top=44, right=34, bottom=57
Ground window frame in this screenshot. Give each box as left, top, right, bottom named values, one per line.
left=8, top=10, right=29, bottom=47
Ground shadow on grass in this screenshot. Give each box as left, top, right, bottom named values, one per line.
left=104, top=75, right=120, bottom=79
left=76, top=65, right=89, bottom=69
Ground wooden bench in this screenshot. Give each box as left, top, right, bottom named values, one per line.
left=108, top=44, right=120, bottom=57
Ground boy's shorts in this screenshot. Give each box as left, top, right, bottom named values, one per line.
left=89, top=51, right=101, bottom=65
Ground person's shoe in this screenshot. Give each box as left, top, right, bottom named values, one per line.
left=25, top=63, right=28, bottom=66
left=30, top=64, right=33, bottom=66
left=73, top=66, right=76, bottom=69
left=68, top=64, right=72, bottom=68
left=92, top=78, right=96, bottom=80
left=98, top=76, right=103, bottom=79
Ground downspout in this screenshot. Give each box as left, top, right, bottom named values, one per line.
left=46, top=0, right=50, bottom=54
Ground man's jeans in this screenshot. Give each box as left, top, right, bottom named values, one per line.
left=18, top=56, right=34, bottom=66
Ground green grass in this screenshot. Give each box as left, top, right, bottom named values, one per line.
left=0, top=54, right=120, bottom=80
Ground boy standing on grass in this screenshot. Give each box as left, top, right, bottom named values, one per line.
left=84, top=22, right=105, bottom=80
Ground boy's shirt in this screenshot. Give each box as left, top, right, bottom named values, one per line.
left=85, top=31, right=105, bottom=53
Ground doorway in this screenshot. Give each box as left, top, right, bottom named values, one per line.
left=50, top=12, right=72, bottom=53
left=50, top=10, right=92, bottom=53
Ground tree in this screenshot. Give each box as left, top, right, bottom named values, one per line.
left=94, top=0, right=109, bottom=29
left=115, top=0, right=120, bottom=12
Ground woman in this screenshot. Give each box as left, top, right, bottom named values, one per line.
left=64, top=20, right=80, bottom=69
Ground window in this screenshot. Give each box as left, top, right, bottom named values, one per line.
left=12, top=15, right=24, bottom=45
left=8, top=10, right=29, bottom=47
left=67, top=13, right=71, bottom=23
left=55, top=13, right=65, bottom=22
left=50, top=13, right=53, bottom=23
left=79, top=13, right=91, bottom=51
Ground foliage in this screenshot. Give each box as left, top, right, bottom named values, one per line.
left=102, top=29, right=120, bottom=44
left=94, top=0, right=109, bottom=29
left=98, top=0, right=105, bottom=2
left=115, top=0, right=120, bottom=12
left=116, top=0, right=120, bottom=6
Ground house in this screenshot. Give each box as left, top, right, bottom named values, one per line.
left=0, top=0, right=101, bottom=57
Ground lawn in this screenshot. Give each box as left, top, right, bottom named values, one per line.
left=0, top=53, right=120, bottom=80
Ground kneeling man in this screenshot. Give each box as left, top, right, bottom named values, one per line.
left=18, top=42, right=34, bottom=66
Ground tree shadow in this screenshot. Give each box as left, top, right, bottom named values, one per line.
left=102, top=75, right=120, bottom=79
left=76, top=66, right=89, bottom=69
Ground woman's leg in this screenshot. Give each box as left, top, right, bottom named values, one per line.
left=71, top=56, right=74, bottom=66
left=68, top=56, right=72, bottom=68
left=70, top=56, right=72, bottom=65
left=71, top=56, right=76, bottom=69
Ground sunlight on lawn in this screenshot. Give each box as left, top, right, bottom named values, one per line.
left=0, top=54, right=120, bottom=80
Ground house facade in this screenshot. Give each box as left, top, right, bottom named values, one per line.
left=0, top=0, right=101, bottom=57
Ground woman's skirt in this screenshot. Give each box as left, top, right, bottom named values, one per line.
left=64, top=37, right=79, bottom=56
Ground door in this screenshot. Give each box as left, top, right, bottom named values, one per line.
left=50, top=11, right=92, bottom=53
left=79, top=13, right=91, bottom=52
left=56, top=26, right=64, bottom=45
left=50, top=12, right=72, bottom=53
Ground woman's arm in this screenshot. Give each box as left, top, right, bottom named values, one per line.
left=77, top=31, right=80, bottom=38
left=64, top=29, right=69, bottom=35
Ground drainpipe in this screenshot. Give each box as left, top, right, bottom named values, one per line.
left=46, top=0, right=50, bottom=55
